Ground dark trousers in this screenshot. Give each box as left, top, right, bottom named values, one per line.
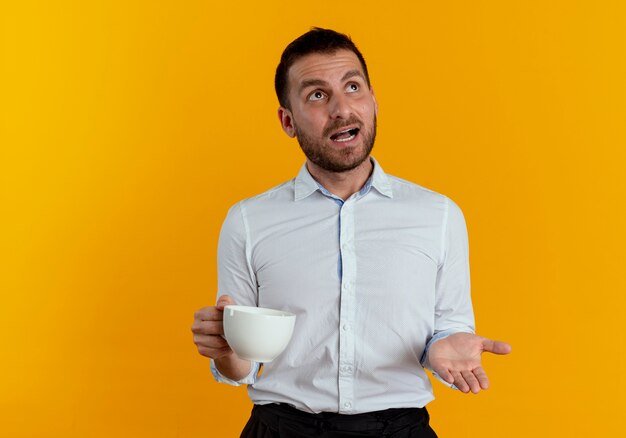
left=240, top=403, right=438, bottom=438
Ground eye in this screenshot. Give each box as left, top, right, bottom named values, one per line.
left=346, top=83, right=359, bottom=93
left=308, top=90, right=326, bottom=101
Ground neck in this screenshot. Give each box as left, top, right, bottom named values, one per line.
left=306, top=158, right=374, bottom=201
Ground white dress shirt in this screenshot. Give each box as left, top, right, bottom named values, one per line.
left=210, top=157, right=475, bottom=414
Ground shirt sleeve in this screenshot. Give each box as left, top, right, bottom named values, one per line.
left=212, top=201, right=260, bottom=386
left=420, top=197, right=476, bottom=389
left=210, top=359, right=260, bottom=386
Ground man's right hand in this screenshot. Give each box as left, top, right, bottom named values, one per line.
left=191, top=294, right=236, bottom=360
left=192, top=295, right=254, bottom=381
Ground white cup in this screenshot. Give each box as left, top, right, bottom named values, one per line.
left=223, top=305, right=296, bottom=363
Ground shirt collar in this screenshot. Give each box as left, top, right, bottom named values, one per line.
left=368, top=157, right=394, bottom=198
left=294, top=157, right=393, bottom=201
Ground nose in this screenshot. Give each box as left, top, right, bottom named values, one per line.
left=329, top=93, right=352, bottom=119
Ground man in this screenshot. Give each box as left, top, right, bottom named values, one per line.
left=192, top=28, right=511, bottom=437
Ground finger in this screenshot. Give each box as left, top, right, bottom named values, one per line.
left=473, top=366, right=490, bottom=390
left=191, top=320, right=224, bottom=335
left=194, top=306, right=224, bottom=322
left=482, top=339, right=512, bottom=355
left=216, top=294, right=236, bottom=310
left=193, top=307, right=213, bottom=321
left=434, top=367, right=455, bottom=385
left=451, top=371, right=470, bottom=393
left=461, top=370, right=480, bottom=394
left=197, top=343, right=233, bottom=359
left=194, top=333, right=230, bottom=350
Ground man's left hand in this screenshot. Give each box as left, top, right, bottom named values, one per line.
left=427, top=332, right=512, bottom=394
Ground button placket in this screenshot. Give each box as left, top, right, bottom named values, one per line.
left=338, top=200, right=356, bottom=413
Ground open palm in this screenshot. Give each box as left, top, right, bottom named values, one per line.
left=427, top=332, right=511, bottom=393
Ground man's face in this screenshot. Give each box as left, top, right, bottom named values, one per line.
left=279, top=50, right=378, bottom=173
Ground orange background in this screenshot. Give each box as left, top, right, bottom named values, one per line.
left=1, top=1, right=625, bottom=436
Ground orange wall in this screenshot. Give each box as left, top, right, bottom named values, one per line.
left=1, top=1, right=625, bottom=436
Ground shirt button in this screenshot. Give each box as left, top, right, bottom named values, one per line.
left=342, top=324, right=350, bottom=331
left=344, top=402, right=352, bottom=409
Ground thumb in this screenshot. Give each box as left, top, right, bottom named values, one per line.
left=216, top=294, right=236, bottom=310
left=482, top=338, right=512, bottom=355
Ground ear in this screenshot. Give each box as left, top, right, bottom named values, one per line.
left=278, top=107, right=296, bottom=138
left=370, top=87, right=378, bottom=116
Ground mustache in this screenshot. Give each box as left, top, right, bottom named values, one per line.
left=322, top=116, right=363, bottom=137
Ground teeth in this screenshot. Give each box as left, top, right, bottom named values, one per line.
left=333, top=134, right=356, bottom=142
left=330, top=127, right=358, bottom=142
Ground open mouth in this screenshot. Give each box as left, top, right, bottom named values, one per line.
left=330, top=127, right=360, bottom=143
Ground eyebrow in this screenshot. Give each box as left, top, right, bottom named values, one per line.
left=298, top=69, right=365, bottom=94
left=341, top=69, right=364, bottom=82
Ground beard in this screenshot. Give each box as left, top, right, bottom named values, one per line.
left=294, top=114, right=377, bottom=173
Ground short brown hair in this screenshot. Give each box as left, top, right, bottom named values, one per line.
left=275, top=28, right=371, bottom=109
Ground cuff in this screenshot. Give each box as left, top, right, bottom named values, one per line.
left=210, top=359, right=260, bottom=386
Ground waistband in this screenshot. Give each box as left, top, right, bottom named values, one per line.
left=252, top=403, right=430, bottom=434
